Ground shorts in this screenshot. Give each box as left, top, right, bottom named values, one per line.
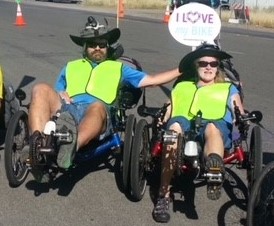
left=60, top=101, right=113, bottom=140
left=166, top=116, right=233, bottom=150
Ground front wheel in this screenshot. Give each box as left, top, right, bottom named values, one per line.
left=247, top=125, right=262, bottom=193
left=122, top=114, right=136, bottom=192
left=4, top=110, right=29, bottom=187
left=247, top=161, right=274, bottom=226
left=130, top=119, right=150, bottom=201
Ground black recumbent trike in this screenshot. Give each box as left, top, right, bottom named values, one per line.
left=3, top=56, right=143, bottom=195
left=125, top=84, right=263, bottom=202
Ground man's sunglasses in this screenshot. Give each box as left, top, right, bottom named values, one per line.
left=87, top=42, right=108, bottom=49
left=197, top=61, right=219, bottom=68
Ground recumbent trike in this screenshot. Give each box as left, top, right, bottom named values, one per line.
left=3, top=56, right=143, bottom=195
left=125, top=69, right=263, bottom=203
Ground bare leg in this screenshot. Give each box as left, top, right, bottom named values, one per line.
left=28, top=83, right=61, bottom=133
left=203, top=123, right=224, bottom=158
left=153, top=122, right=183, bottom=223
left=77, top=102, right=107, bottom=149
left=159, top=122, right=182, bottom=197
left=203, top=123, right=225, bottom=200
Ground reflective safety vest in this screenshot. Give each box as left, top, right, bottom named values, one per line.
left=66, top=59, right=122, bottom=104
left=171, top=81, right=231, bottom=120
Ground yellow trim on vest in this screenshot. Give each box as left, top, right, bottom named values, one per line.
left=85, top=60, right=122, bottom=104
left=66, top=59, right=122, bottom=104
left=171, top=82, right=231, bottom=120
left=172, top=82, right=197, bottom=120
left=66, top=59, right=92, bottom=97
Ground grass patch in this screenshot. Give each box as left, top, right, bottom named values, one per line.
left=84, top=0, right=167, bottom=9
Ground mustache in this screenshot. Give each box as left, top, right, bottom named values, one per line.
left=93, top=50, right=104, bottom=54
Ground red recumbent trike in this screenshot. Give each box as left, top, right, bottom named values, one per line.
left=126, top=88, right=263, bottom=202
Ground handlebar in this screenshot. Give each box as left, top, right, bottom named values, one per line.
left=234, top=102, right=263, bottom=126
left=137, top=103, right=170, bottom=121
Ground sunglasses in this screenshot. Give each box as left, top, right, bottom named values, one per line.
left=197, top=61, right=219, bottom=68
left=87, top=42, right=108, bottom=49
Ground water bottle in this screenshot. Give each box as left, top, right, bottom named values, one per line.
left=43, top=120, right=56, bottom=135
left=184, top=141, right=198, bottom=156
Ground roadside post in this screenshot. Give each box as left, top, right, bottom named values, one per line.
left=116, top=0, right=124, bottom=28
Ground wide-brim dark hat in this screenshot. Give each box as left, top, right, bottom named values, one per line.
left=70, top=28, right=121, bottom=47
left=179, top=44, right=232, bottom=73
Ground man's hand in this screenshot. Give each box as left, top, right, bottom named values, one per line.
left=59, top=91, right=73, bottom=104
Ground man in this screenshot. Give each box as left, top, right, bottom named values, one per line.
left=27, top=16, right=180, bottom=172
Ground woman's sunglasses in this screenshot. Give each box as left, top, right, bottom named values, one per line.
left=197, top=61, right=219, bottom=68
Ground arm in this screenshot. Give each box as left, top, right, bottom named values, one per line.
left=163, top=100, right=172, bottom=123
left=231, top=93, right=245, bottom=121
left=54, top=66, right=73, bottom=104
left=138, top=68, right=180, bottom=88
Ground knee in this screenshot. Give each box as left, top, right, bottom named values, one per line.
left=205, top=123, right=221, bottom=137
left=86, top=102, right=107, bottom=120
left=31, top=83, right=53, bottom=98
left=168, top=122, right=182, bottom=134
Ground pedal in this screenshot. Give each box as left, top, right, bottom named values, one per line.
left=163, top=130, right=177, bottom=145
left=205, top=171, right=223, bottom=183
left=39, top=147, right=55, bottom=153
left=55, top=131, right=73, bottom=143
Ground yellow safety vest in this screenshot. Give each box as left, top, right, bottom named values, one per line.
left=66, top=59, right=122, bottom=104
left=171, top=81, right=231, bottom=120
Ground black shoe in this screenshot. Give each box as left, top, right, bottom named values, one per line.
left=32, top=169, right=50, bottom=183
left=152, top=197, right=170, bottom=223
left=27, top=131, right=50, bottom=183
left=205, top=153, right=225, bottom=200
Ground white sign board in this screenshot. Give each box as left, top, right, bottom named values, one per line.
left=168, top=3, right=221, bottom=47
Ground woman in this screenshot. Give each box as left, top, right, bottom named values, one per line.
left=152, top=43, right=244, bottom=223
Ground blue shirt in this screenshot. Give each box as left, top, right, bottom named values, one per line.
left=55, top=61, right=147, bottom=104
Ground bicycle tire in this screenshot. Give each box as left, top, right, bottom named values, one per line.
left=247, top=161, right=274, bottom=226
left=247, top=125, right=262, bottom=192
left=130, top=119, right=149, bottom=201
left=4, top=110, right=29, bottom=187
left=122, top=114, right=136, bottom=191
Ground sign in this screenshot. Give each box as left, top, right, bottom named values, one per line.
left=168, top=3, right=221, bottom=47
left=16, top=0, right=22, bottom=4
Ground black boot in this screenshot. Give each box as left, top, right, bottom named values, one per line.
left=205, top=153, right=225, bottom=200
left=152, top=197, right=171, bottom=223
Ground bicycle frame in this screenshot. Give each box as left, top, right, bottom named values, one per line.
left=140, top=102, right=262, bottom=174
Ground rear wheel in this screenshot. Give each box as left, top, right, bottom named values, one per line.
left=122, top=114, right=136, bottom=191
left=130, top=119, right=150, bottom=201
left=247, top=126, right=262, bottom=193
left=247, top=161, right=274, bottom=226
left=4, top=110, right=29, bottom=187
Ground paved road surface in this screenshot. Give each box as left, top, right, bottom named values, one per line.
left=0, top=1, right=274, bottom=226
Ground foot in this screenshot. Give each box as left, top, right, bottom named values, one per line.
left=56, top=112, right=77, bottom=169
left=152, top=197, right=171, bottom=223
left=32, top=169, right=50, bottom=183
left=205, top=153, right=225, bottom=200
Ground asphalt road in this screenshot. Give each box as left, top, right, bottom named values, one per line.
left=1, top=1, right=274, bottom=226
